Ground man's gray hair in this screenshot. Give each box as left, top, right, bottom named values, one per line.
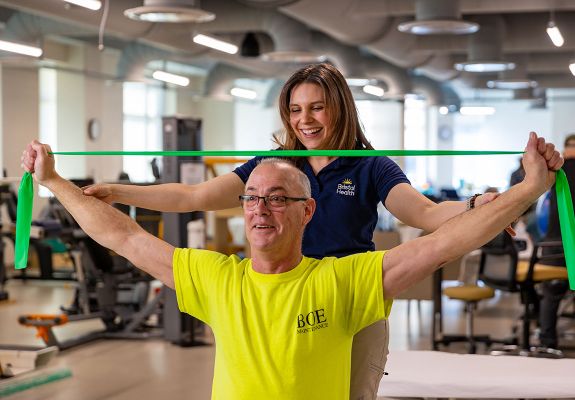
left=258, top=158, right=311, bottom=197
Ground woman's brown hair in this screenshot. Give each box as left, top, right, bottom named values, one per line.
left=274, top=63, right=373, bottom=151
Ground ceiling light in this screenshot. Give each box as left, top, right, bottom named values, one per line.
left=346, top=78, right=371, bottom=87
left=546, top=21, right=564, bottom=47
left=0, top=40, right=43, bottom=57
left=260, top=51, right=326, bottom=63
left=363, top=85, right=385, bottom=97
left=63, top=0, right=102, bottom=10
left=193, top=34, right=238, bottom=54
left=230, top=87, right=257, bottom=100
left=124, top=0, right=215, bottom=23
left=460, top=106, right=495, bottom=116
left=152, top=70, right=189, bottom=86
left=454, top=61, right=516, bottom=73
left=486, top=79, right=538, bottom=90
left=397, top=0, right=478, bottom=35
left=570, top=62, right=575, bottom=76
left=439, top=106, right=449, bottom=115
left=398, top=20, right=479, bottom=35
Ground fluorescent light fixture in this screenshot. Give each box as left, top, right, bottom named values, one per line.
left=0, top=39, right=42, bottom=57
left=398, top=20, right=479, bottom=35
left=487, top=79, right=538, bottom=90
left=363, top=84, right=385, bottom=97
left=546, top=21, right=564, bottom=47
left=152, top=70, right=189, bottom=87
left=570, top=62, right=575, bottom=76
left=346, top=78, right=371, bottom=87
left=439, top=106, right=449, bottom=115
left=124, top=2, right=215, bottom=23
left=64, top=0, right=102, bottom=10
left=455, top=61, right=516, bottom=73
left=460, top=106, right=495, bottom=116
left=261, top=51, right=325, bottom=63
left=193, top=34, right=238, bottom=55
left=230, top=87, right=257, bottom=100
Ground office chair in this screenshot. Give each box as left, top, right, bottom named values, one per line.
left=479, top=233, right=568, bottom=357
left=439, top=251, right=496, bottom=353
left=442, top=283, right=495, bottom=353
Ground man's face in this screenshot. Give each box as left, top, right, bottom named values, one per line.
left=243, top=164, right=312, bottom=254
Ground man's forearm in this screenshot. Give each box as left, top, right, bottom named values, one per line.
left=432, top=181, right=539, bottom=264
left=47, top=177, right=141, bottom=254
left=383, top=181, right=542, bottom=299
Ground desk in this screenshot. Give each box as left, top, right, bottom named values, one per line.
left=378, top=350, right=575, bottom=398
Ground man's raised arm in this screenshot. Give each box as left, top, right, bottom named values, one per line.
left=22, top=140, right=175, bottom=288
left=382, top=132, right=564, bottom=299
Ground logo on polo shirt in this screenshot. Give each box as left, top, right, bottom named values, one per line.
left=336, top=178, right=355, bottom=196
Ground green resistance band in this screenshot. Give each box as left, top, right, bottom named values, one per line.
left=15, top=172, right=33, bottom=271
left=14, top=149, right=575, bottom=289
left=50, top=149, right=523, bottom=157
left=556, top=169, right=575, bottom=289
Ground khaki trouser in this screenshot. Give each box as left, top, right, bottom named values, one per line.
left=350, top=319, right=390, bottom=400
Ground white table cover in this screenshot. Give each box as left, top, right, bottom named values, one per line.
left=378, top=350, right=575, bottom=399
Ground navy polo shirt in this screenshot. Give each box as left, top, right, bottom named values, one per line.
left=234, top=157, right=410, bottom=258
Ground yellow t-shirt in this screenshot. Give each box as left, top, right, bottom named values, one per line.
left=173, top=249, right=392, bottom=400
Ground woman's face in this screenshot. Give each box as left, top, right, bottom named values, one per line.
left=288, top=83, right=332, bottom=150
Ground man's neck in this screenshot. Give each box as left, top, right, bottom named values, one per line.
left=250, top=249, right=304, bottom=274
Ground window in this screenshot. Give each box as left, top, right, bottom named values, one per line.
left=123, top=83, right=173, bottom=182
left=403, top=97, right=428, bottom=188
left=38, top=68, right=57, bottom=197
left=356, top=100, right=402, bottom=150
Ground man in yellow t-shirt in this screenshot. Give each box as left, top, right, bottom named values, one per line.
left=173, top=249, right=390, bottom=399
left=22, top=132, right=563, bottom=399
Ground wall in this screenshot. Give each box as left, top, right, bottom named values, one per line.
left=85, top=47, right=124, bottom=183
left=176, top=89, right=236, bottom=152
left=452, top=101, right=552, bottom=191
left=200, top=99, right=235, bottom=151
left=55, top=45, right=86, bottom=180
left=549, top=93, right=575, bottom=148
left=357, top=100, right=403, bottom=150
left=1, top=42, right=127, bottom=220
left=234, top=101, right=281, bottom=151
left=2, top=66, right=39, bottom=178
left=1, top=65, right=47, bottom=218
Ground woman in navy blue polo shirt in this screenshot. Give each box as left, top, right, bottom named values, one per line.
left=83, top=63, right=496, bottom=400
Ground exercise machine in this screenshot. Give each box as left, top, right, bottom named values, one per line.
left=0, top=182, right=15, bottom=301
left=161, top=116, right=209, bottom=347
left=19, top=203, right=165, bottom=350
left=6, top=184, right=78, bottom=282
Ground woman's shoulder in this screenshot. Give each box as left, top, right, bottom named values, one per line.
left=357, top=155, right=400, bottom=169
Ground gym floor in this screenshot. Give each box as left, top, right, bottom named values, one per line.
left=0, top=279, right=574, bottom=400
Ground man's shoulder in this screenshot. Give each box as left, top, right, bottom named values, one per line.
left=174, top=248, right=246, bottom=268
left=314, top=251, right=386, bottom=267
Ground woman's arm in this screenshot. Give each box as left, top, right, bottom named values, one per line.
left=384, top=183, right=497, bottom=233
left=82, top=172, right=246, bottom=212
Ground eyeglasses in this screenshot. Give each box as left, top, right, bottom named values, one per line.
left=239, top=194, right=308, bottom=210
